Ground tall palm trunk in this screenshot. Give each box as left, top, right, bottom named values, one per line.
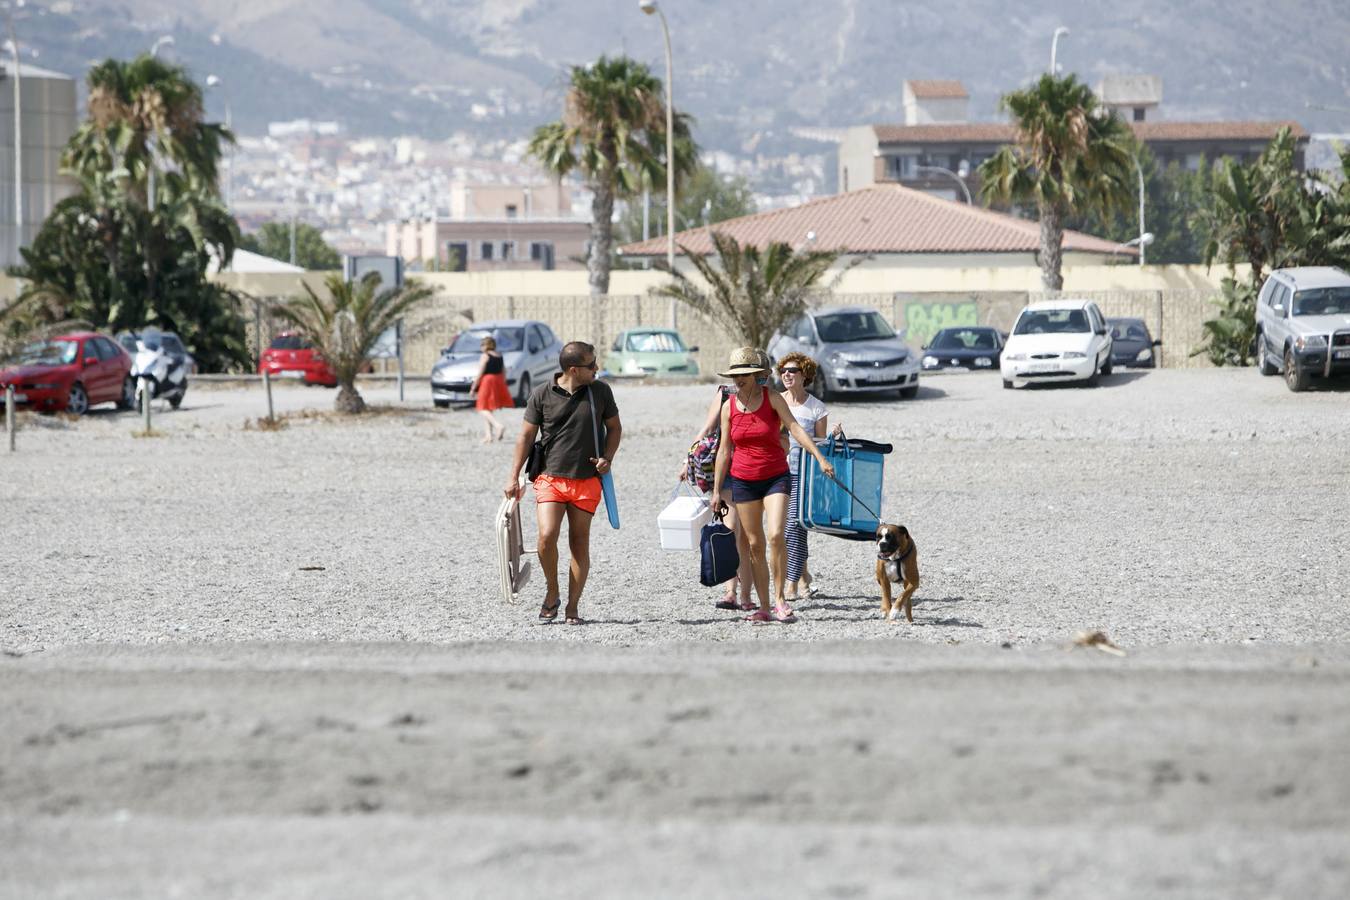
left=588, top=178, right=615, bottom=296
left=1037, top=202, right=1065, bottom=291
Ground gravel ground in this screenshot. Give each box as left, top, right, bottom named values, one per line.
left=2, top=368, right=1347, bottom=649
left=2, top=368, right=1349, bottom=898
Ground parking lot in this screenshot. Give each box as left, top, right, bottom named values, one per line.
left=3, top=368, right=1348, bottom=897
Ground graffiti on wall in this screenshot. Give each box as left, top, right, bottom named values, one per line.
left=903, top=301, right=978, bottom=347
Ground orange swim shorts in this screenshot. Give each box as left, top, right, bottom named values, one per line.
left=533, top=473, right=602, bottom=514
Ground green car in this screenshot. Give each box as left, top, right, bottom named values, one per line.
left=604, top=328, right=700, bottom=378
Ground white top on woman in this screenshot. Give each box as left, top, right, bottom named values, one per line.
left=783, top=393, right=827, bottom=475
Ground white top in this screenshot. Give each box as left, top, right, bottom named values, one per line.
left=783, top=393, right=827, bottom=475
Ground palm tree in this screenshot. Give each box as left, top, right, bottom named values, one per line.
left=649, top=231, right=841, bottom=350
left=63, top=55, right=231, bottom=205
left=978, top=74, right=1135, bottom=290
left=1198, top=128, right=1308, bottom=287
left=272, top=273, right=435, bottom=414
left=529, top=55, right=697, bottom=296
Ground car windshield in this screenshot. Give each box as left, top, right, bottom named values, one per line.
left=814, top=311, right=895, bottom=343
left=5, top=339, right=79, bottom=367
left=625, top=332, right=685, bottom=352
left=270, top=334, right=312, bottom=351
left=1110, top=321, right=1149, bottom=341
left=1015, top=309, right=1089, bottom=335
left=450, top=327, right=524, bottom=353
left=1293, top=286, right=1350, bottom=316
left=161, top=335, right=185, bottom=354
left=931, top=329, right=997, bottom=350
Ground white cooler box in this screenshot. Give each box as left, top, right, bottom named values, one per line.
left=658, top=494, right=711, bottom=550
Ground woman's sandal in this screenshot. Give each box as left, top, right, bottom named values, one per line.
left=539, top=599, right=561, bottom=622
left=715, top=598, right=741, bottom=610
left=772, top=605, right=798, bottom=624
left=565, top=616, right=585, bottom=626
left=745, top=609, right=772, bottom=624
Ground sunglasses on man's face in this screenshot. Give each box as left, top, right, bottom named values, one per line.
left=575, top=360, right=598, bottom=371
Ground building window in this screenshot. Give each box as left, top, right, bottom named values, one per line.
left=480, top=241, right=494, bottom=260
left=530, top=241, right=555, bottom=270
left=505, top=204, right=518, bottom=219
left=446, top=242, right=468, bottom=272
left=1133, top=107, right=1146, bottom=122
left=501, top=240, right=517, bottom=261
left=890, top=155, right=917, bottom=178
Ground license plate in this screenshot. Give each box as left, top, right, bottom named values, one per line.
left=1028, top=363, right=1060, bottom=373
left=280, top=370, right=307, bottom=378
left=1335, top=350, right=1350, bottom=360
left=865, top=372, right=892, bottom=383
left=11, top=393, right=26, bottom=402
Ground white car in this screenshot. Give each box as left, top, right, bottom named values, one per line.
left=1000, top=300, right=1114, bottom=389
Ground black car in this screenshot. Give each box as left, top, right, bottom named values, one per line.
left=920, top=327, right=1005, bottom=371
left=1107, top=318, right=1162, bottom=369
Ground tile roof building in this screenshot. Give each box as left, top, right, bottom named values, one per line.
left=617, top=183, right=1134, bottom=267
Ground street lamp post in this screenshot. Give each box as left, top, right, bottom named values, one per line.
left=639, top=0, right=677, bottom=328
left=915, top=162, right=972, bottom=204
left=1050, top=27, right=1069, bottom=74
left=1112, top=232, right=1154, bottom=263
left=3, top=1, right=24, bottom=253
left=150, top=35, right=174, bottom=58
left=146, top=36, right=174, bottom=207
left=1131, top=155, right=1147, bottom=266
left=206, top=75, right=233, bottom=208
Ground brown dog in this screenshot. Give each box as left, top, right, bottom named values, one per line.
left=875, top=524, right=919, bottom=622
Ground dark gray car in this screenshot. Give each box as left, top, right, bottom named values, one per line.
left=430, top=320, right=563, bottom=408
left=768, top=306, right=921, bottom=400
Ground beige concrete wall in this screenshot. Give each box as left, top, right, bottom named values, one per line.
left=837, top=126, right=880, bottom=193
left=5, top=262, right=1245, bottom=375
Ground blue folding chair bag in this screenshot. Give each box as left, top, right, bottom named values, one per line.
left=798, top=435, right=892, bottom=540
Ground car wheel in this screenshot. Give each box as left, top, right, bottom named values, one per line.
left=898, top=386, right=918, bottom=400
left=116, top=376, right=136, bottom=410
left=514, top=373, right=532, bottom=408
left=434, top=399, right=451, bottom=409
left=1002, top=379, right=1014, bottom=390
left=169, top=386, right=186, bottom=409
left=1101, top=356, right=1113, bottom=377
left=67, top=382, right=89, bottom=416
left=1257, top=334, right=1278, bottom=376
left=1283, top=348, right=1309, bottom=392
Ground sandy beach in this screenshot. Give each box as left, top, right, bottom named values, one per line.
left=2, top=370, right=1348, bottom=897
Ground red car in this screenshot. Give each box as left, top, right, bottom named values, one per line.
left=258, top=332, right=337, bottom=387
left=0, top=331, right=135, bottom=415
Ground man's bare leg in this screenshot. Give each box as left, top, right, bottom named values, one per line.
left=564, top=504, right=594, bottom=620
left=536, top=501, right=566, bottom=617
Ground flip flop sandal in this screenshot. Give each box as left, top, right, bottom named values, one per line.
left=738, top=599, right=758, bottom=612
left=539, top=600, right=561, bottom=622
left=565, top=616, right=585, bottom=626
left=772, top=607, right=798, bottom=624
left=715, top=599, right=741, bottom=610
left=745, top=609, right=772, bottom=624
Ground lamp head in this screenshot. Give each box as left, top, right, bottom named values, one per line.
left=956, top=159, right=970, bottom=179
left=639, top=0, right=658, bottom=13
left=1139, top=232, right=1155, bottom=246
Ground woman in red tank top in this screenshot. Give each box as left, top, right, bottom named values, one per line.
left=712, top=348, right=835, bottom=624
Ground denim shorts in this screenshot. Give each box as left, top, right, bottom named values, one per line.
left=729, top=471, right=792, bottom=503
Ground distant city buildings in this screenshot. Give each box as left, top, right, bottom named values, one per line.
left=385, top=181, right=589, bottom=272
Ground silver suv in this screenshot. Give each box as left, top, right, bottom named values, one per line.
left=1254, top=267, right=1350, bottom=392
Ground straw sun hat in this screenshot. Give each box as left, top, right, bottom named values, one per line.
left=718, top=346, right=770, bottom=377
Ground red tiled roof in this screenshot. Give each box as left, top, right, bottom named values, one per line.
left=873, top=123, right=1013, bottom=144
left=1131, top=120, right=1308, bottom=141
left=617, top=183, right=1131, bottom=258
left=872, top=120, right=1308, bottom=145
left=906, top=80, right=969, bottom=99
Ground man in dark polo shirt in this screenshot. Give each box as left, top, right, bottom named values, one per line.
left=504, top=341, right=621, bottom=625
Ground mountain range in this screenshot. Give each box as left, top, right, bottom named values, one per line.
left=16, top=0, right=1350, bottom=159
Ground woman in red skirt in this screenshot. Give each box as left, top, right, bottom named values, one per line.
left=471, top=335, right=513, bottom=442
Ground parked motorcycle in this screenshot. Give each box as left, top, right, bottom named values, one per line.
left=124, top=329, right=189, bottom=409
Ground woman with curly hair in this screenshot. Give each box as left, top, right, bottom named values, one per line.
left=776, top=351, right=834, bottom=603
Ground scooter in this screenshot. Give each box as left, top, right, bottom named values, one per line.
left=129, top=329, right=189, bottom=409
